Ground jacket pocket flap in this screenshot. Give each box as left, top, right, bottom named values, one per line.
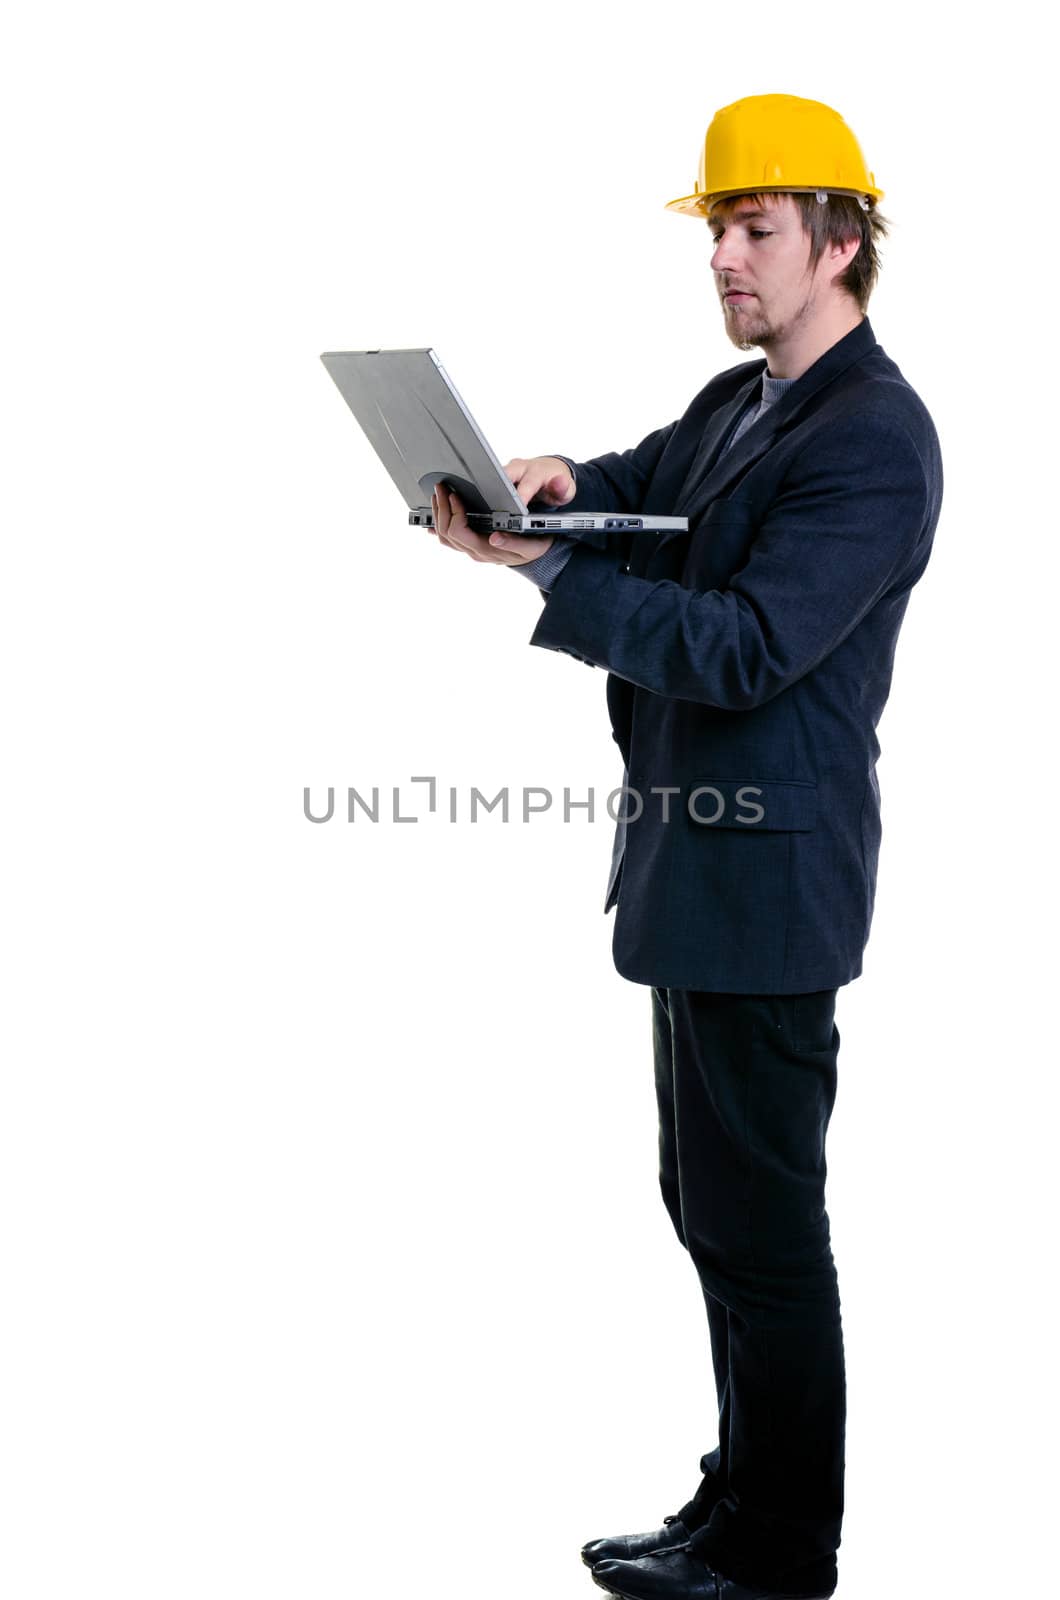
left=686, top=779, right=817, bottom=831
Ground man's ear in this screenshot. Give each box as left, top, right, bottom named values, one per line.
left=832, top=234, right=862, bottom=274
left=822, top=232, right=861, bottom=292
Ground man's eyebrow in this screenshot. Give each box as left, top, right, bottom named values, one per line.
left=708, top=209, right=774, bottom=230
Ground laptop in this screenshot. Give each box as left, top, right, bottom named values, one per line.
left=320, top=347, right=688, bottom=536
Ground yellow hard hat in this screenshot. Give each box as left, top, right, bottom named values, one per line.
left=665, top=93, right=884, bottom=218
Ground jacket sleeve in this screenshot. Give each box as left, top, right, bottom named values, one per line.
left=528, top=413, right=934, bottom=709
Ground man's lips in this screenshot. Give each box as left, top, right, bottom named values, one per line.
left=724, top=291, right=754, bottom=300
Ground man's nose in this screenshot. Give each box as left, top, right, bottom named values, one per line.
left=711, top=239, right=741, bottom=274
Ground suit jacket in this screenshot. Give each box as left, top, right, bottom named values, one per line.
left=527, top=316, right=944, bottom=993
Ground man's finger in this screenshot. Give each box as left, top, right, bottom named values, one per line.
left=434, top=486, right=470, bottom=553
left=443, top=489, right=479, bottom=553
left=432, top=487, right=502, bottom=561
left=513, top=474, right=545, bottom=503
left=487, top=531, right=552, bottom=562
left=502, top=462, right=544, bottom=503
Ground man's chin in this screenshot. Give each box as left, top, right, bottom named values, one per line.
left=721, top=299, right=773, bottom=351
left=724, top=323, right=764, bottom=352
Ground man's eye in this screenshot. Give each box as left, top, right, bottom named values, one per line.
left=710, top=230, right=773, bottom=243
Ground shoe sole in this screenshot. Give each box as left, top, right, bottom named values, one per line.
left=588, top=1574, right=623, bottom=1597
left=589, top=1562, right=833, bottom=1599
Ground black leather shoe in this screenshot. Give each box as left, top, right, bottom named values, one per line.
left=581, top=1515, right=691, bottom=1568
left=589, top=1544, right=834, bottom=1599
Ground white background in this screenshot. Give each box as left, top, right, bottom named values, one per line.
left=2, top=3, right=1056, bottom=1596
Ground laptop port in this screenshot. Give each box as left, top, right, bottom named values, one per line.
left=530, top=519, right=546, bottom=528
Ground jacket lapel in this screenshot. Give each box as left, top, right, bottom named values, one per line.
left=667, top=317, right=880, bottom=536
left=675, top=368, right=765, bottom=501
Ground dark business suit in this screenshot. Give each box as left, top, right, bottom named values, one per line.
left=530, top=315, right=943, bottom=994
left=525, top=317, right=943, bottom=1594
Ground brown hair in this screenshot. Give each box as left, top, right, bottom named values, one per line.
left=709, top=191, right=890, bottom=314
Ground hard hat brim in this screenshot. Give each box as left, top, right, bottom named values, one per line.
left=663, top=182, right=885, bottom=216
left=663, top=192, right=712, bottom=216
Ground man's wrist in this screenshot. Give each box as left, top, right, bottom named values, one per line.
left=510, top=535, right=577, bottom=593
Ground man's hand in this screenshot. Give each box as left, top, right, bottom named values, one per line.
left=428, top=455, right=575, bottom=565
left=503, top=456, right=577, bottom=511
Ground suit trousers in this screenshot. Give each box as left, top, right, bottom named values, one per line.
left=651, top=986, right=845, bottom=1597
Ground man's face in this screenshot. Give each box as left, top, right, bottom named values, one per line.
left=708, top=193, right=826, bottom=350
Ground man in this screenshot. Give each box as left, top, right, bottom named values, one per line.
left=428, top=93, right=943, bottom=1600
